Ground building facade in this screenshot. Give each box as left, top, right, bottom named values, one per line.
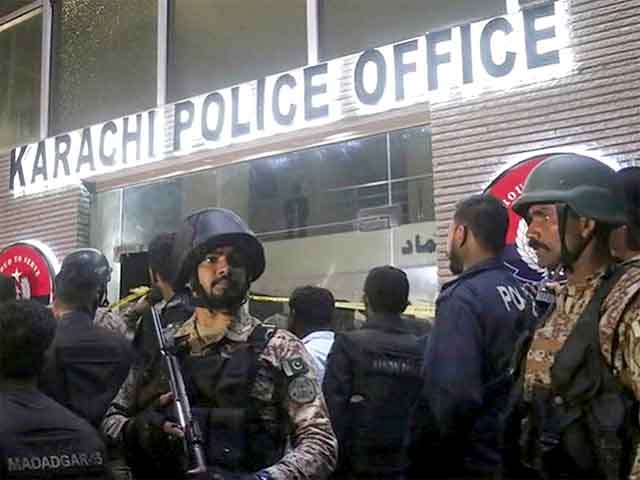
left=0, top=0, right=638, bottom=314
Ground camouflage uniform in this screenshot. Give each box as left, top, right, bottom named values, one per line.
left=95, top=306, right=137, bottom=340
left=95, top=307, right=127, bottom=337
left=101, top=306, right=337, bottom=480
left=524, top=255, right=640, bottom=479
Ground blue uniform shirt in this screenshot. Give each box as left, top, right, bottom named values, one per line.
left=422, top=256, right=534, bottom=474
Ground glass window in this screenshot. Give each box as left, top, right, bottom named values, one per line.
left=0, top=9, right=41, bottom=151
left=245, top=134, right=388, bottom=240
left=168, top=0, right=307, bottom=102
left=320, top=0, right=507, bottom=60
left=392, top=176, right=435, bottom=225
left=389, top=126, right=435, bottom=224
left=180, top=168, right=220, bottom=218
left=390, top=126, right=432, bottom=179
left=121, top=180, right=183, bottom=248
left=50, top=0, right=157, bottom=135
left=0, top=1, right=34, bottom=17
left=90, top=189, right=123, bottom=302
left=93, top=125, right=436, bottom=309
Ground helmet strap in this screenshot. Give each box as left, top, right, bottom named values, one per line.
left=98, top=285, right=109, bottom=308
left=557, top=204, right=595, bottom=271
left=85, top=295, right=100, bottom=318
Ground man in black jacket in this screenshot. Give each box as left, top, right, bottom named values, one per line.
left=131, top=232, right=193, bottom=365
left=324, top=266, right=424, bottom=479
left=0, top=273, right=16, bottom=302
left=0, top=300, right=106, bottom=479
left=40, top=249, right=133, bottom=428
left=101, top=232, right=194, bottom=479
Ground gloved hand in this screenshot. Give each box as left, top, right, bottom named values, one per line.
left=123, top=392, right=184, bottom=459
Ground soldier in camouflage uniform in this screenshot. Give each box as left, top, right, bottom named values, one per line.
left=102, top=208, right=337, bottom=480
left=512, top=154, right=640, bottom=479
left=610, top=167, right=640, bottom=265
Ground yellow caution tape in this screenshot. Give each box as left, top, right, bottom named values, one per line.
left=249, top=294, right=435, bottom=319
left=109, top=286, right=151, bottom=311
left=109, top=289, right=435, bottom=318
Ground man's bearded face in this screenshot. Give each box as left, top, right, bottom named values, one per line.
left=195, top=246, right=250, bottom=311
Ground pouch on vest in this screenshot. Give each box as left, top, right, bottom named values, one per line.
left=205, top=407, right=246, bottom=471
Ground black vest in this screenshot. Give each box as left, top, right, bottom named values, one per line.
left=530, top=264, right=640, bottom=479
left=340, top=316, right=424, bottom=477
left=180, top=325, right=286, bottom=473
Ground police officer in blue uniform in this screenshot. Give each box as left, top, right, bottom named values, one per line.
left=420, top=194, right=535, bottom=478
left=0, top=300, right=106, bottom=479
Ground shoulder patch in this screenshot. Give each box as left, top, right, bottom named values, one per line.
left=283, top=356, right=308, bottom=377
left=288, top=376, right=317, bottom=404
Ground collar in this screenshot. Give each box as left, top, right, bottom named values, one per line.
left=441, top=256, right=505, bottom=290
left=164, top=291, right=191, bottom=311
left=59, top=309, right=95, bottom=327
left=225, top=306, right=261, bottom=342
left=153, top=299, right=167, bottom=313
left=302, top=331, right=334, bottom=343
left=363, top=313, right=407, bottom=333
left=177, top=306, right=261, bottom=352
left=565, top=266, right=607, bottom=289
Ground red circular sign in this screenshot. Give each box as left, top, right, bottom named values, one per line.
left=485, top=155, right=551, bottom=283
left=0, top=241, right=59, bottom=304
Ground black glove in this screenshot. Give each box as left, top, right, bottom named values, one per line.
left=123, top=396, right=187, bottom=475
left=123, top=404, right=169, bottom=450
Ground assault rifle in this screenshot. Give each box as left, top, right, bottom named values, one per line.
left=150, top=305, right=208, bottom=476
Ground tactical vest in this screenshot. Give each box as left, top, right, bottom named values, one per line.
left=179, top=325, right=286, bottom=473
left=528, top=263, right=640, bottom=479
left=341, top=325, right=424, bottom=477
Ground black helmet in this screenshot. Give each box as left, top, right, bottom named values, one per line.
left=59, top=248, right=112, bottom=286
left=57, top=248, right=112, bottom=313
left=172, top=208, right=265, bottom=290
left=512, top=153, right=627, bottom=225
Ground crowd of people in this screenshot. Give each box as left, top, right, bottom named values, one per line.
left=0, top=153, right=639, bottom=480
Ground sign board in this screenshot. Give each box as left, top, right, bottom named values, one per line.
left=485, top=155, right=550, bottom=282
left=10, top=1, right=571, bottom=196
left=0, top=240, right=60, bottom=304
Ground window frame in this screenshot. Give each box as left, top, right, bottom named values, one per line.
left=316, top=0, right=512, bottom=61
left=0, top=1, right=41, bottom=28
left=0, top=0, right=49, bottom=146
left=164, top=0, right=313, bottom=103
